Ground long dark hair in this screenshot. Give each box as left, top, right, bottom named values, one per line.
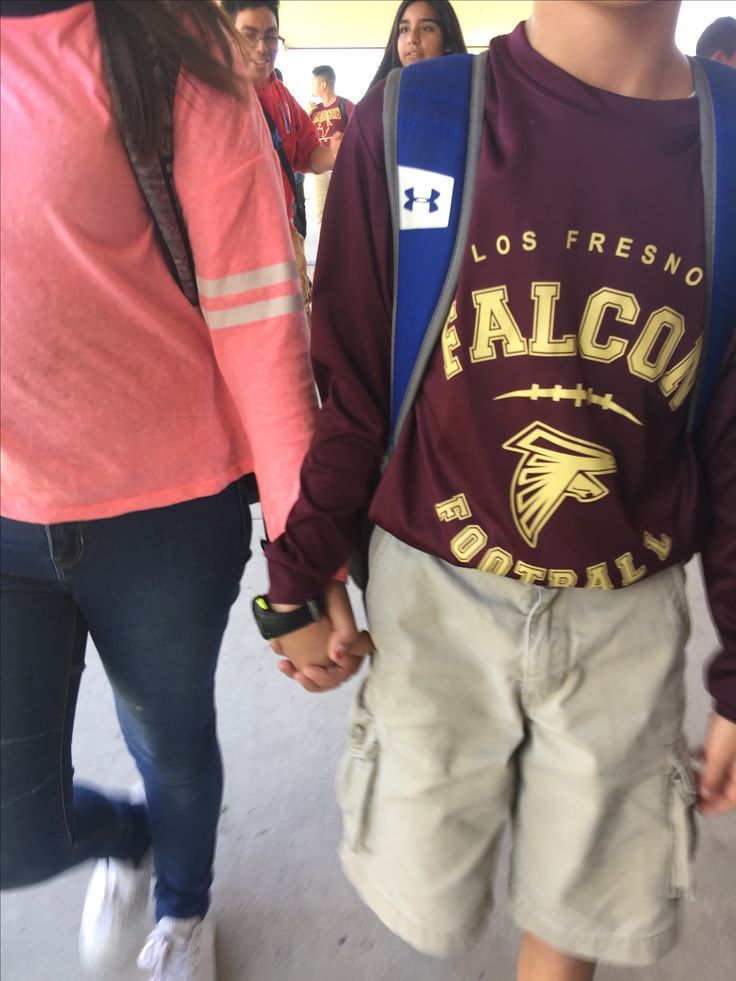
left=369, top=0, right=467, bottom=90
left=94, top=1, right=248, bottom=159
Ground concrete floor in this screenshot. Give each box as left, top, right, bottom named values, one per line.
left=1, top=504, right=734, bottom=981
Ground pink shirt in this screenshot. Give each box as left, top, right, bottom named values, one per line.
left=0, top=3, right=317, bottom=538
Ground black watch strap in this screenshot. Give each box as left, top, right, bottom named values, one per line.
left=252, top=595, right=323, bottom=641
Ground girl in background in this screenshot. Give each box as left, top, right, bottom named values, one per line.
left=369, top=0, right=467, bottom=89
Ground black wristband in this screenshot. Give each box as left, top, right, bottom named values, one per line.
left=252, top=595, right=323, bottom=641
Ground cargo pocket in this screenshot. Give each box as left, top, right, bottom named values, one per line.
left=667, top=748, right=697, bottom=900
left=337, top=681, right=379, bottom=854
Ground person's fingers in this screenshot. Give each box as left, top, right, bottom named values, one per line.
left=270, top=639, right=284, bottom=657
left=300, top=661, right=359, bottom=690
left=698, top=765, right=736, bottom=815
left=323, top=581, right=357, bottom=632
left=330, top=629, right=373, bottom=664
left=277, top=658, right=329, bottom=693
left=697, top=714, right=736, bottom=816
left=278, top=660, right=319, bottom=688
left=294, top=675, right=324, bottom=693
left=301, top=663, right=344, bottom=687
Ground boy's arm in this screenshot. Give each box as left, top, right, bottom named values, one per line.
left=697, top=340, right=736, bottom=815
left=264, top=84, right=392, bottom=607
left=253, top=85, right=389, bottom=689
left=699, top=342, right=736, bottom=723
left=309, top=142, right=339, bottom=173
left=288, top=91, right=324, bottom=173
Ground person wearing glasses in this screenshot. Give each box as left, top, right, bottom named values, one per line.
left=223, top=1, right=341, bottom=326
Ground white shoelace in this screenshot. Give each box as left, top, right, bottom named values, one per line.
left=138, top=932, right=174, bottom=981
left=137, top=921, right=200, bottom=981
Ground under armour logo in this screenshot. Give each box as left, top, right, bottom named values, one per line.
left=397, top=166, right=453, bottom=230
left=404, top=187, right=441, bottom=213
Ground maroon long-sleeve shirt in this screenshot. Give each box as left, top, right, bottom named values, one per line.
left=267, top=25, right=736, bottom=721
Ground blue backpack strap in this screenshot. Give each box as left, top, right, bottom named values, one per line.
left=688, top=56, right=736, bottom=435
left=383, top=52, right=487, bottom=443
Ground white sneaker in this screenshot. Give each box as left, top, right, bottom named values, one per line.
left=137, top=913, right=216, bottom=981
left=79, top=851, right=153, bottom=972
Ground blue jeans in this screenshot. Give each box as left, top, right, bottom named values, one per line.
left=0, top=479, right=251, bottom=920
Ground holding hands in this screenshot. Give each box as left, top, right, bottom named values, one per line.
left=267, top=581, right=372, bottom=693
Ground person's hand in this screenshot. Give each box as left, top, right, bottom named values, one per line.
left=269, top=613, right=333, bottom=671
left=696, top=713, right=736, bottom=816
left=272, top=581, right=373, bottom=693
left=329, top=130, right=344, bottom=161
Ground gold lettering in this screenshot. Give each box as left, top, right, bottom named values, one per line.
left=496, top=235, right=511, bottom=255
left=514, top=561, right=546, bottom=585
left=470, top=286, right=527, bottom=362
left=547, top=569, right=578, bottom=587
left=664, top=253, right=682, bottom=276
left=579, top=288, right=640, bottom=363
left=643, top=531, right=672, bottom=562
left=566, top=229, right=579, bottom=250
left=451, top=525, right=487, bottom=563
left=615, top=236, right=633, bottom=259
left=659, top=337, right=702, bottom=410
left=615, top=551, right=647, bottom=585
left=522, top=230, right=537, bottom=252
left=478, top=547, right=513, bottom=576
left=585, top=563, right=614, bottom=589
left=685, top=267, right=704, bottom=287
left=435, top=493, right=471, bottom=523
left=471, top=243, right=487, bottom=263
left=641, top=244, right=657, bottom=266
left=441, top=301, right=463, bottom=379
left=628, top=307, right=685, bottom=381
left=588, top=232, right=606, bottom=253
left=530, top=282, right=576, bottom=356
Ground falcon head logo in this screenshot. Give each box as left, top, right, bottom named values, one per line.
left=503, top=423, right=617, bottom=548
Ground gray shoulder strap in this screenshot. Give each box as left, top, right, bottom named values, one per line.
left=383, top=52, right=488, bottom=455
left=383, top=64, right=403, bottom=428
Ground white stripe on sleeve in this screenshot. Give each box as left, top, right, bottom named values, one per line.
left=201, top=292, right=304, bottom=330
left=197, top=261, right=298, bottom=300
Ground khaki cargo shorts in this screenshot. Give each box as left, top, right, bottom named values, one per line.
left=338, top=530, right=697, bottom=966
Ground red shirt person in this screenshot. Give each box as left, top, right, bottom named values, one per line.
left=309, top=65, right=354, bottom=231
left=223, top=1, right=341, bottom=324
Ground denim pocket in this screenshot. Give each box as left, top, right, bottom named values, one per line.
left=667, top=746, right=697, bottom=900
left=337, top=680, right=379, bottom=854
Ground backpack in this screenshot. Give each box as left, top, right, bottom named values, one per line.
left=351, top=51, right=736, bottom=590
left=386, top=51, right=735, bottom=449
left=98, top=23, right=264, bottom=505
left=97, top=33, right=199, bottom=308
